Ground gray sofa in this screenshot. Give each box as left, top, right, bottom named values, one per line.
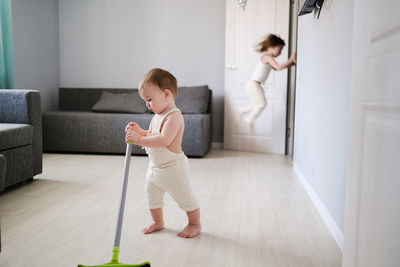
left=0, top=90, right=43, bottom=192
left=43, top=86, right=212, bottom=157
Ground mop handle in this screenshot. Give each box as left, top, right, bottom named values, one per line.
left=113, top=143, right=132, bottom=248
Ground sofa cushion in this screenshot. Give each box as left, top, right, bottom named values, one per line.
left=60, top=88, right=143, bottom=111
left=176, top=85, right=210, bottom=114
left=92, top=91, right=146, bottom=113
left=42, top=111, right=211, bottom=156
left=43, top=111, right=153, bottom=154
left=0, top=124, right=33, bottom=151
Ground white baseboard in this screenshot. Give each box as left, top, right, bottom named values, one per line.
left=292, top=163, right=344, bottom=251
left=211, top=142, right=223, bottom=149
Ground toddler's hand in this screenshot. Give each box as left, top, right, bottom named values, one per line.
left=126, top=129, right=141, bottom=145
left=125, top=122, right=141, bottom=133
left=290, top=53, right=297, bottom=64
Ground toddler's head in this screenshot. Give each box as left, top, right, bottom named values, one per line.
left=256, top=34, right=286, bottom=57
left=139, top=68, right=178, bottom=114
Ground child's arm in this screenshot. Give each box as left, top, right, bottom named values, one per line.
left=263, top=53, right=296, bottom=70
left=126, top=113, right=182, bottom=147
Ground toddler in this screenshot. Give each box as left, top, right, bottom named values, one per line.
left=125, top=68, right=201, bottom=238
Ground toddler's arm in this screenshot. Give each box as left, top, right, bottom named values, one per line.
left=263, top=53, right=296, bottom=70
left=126, top=113, right=182, bottom=147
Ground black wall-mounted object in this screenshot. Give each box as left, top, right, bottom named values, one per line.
left=298, top=0, right=317, bottom=16
left=298, top=0, right=325, bottom=18
left=315, top=0, right=325, bottom=18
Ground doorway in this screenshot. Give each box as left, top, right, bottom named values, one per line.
left=224, top=0, right=291, bottom=154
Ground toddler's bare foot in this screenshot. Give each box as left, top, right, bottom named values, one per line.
left=177, top=223, right=201, bottom=238
left=142, top=222, right=164, bottom=234
left=236, top=109, right=243, bottom=123
left=245, top=120, right=254, bottom=133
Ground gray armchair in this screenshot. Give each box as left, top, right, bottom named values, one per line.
left=0, top=90, right=42, bottom=192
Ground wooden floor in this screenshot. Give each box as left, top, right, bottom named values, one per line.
left=0, top=149, right=341, bottom=267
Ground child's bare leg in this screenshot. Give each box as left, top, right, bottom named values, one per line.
left=245, top=103, right=266, bottom=133
left=142, top=208, right=164, bottom=234
left=245, top=119, right=255, bottom=133
left=177, top=208, right=201, bottom=238
left=237, top=105, right=252, bottom=122
left=236, top=109, right=243, bottom=123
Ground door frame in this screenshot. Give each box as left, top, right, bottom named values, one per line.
left=286, top=0, right=298, bottom=157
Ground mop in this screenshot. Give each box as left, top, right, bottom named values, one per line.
left=78, top=143, right=151, bottom=267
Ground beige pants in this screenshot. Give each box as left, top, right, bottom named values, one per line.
left=238, top=80, right=267, bottom=124
left=145, top=156, right=199, bottom=212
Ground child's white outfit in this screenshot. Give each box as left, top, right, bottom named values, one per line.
left=238, top=61, right=272, bottom=124
left=144, top=108, right=199, bottom=212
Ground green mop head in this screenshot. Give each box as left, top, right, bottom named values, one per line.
left=78, top=247, right=150, bottom=267
left=77, top=263, right=150, bottom=267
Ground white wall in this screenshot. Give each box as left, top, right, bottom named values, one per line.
left=59, top=0, right=225, bottom=142
left=12, top=0, right=60, bottom=111
left=294, top=0, right=353, bottom=243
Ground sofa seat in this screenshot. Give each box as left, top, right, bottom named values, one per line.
left=43, top=86, right=212, bottom=157
left=43, top=111, right=153, bottom=154
left=0, top=123, right=33, bottom=151
left=43, top=111, right=211, bottom=156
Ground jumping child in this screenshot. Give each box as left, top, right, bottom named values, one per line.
left=238, top=34, right=296, bottom=132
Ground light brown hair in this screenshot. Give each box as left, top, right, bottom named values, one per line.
left=139, top=68, right=178, bottom=98
left=255, top=34, right=285, bottom=53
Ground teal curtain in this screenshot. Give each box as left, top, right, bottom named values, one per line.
left=0, top=0, right=14, bottom=89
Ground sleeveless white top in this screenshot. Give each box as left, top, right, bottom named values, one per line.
left=250, top=61, right=272, bottom=83
left=145, top=108, right=185, bottom=168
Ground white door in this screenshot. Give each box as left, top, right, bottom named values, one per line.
left=224, top=0, right=290, bottom=154
left=343, top=0, right=400, bottom=266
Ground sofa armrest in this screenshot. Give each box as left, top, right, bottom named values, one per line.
left=1, top=90, right=27, bottom=123
left=0, top=90, right=42, bottom=175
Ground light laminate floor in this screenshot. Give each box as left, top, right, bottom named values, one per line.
left=0, top=149, right=342, bottom=267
